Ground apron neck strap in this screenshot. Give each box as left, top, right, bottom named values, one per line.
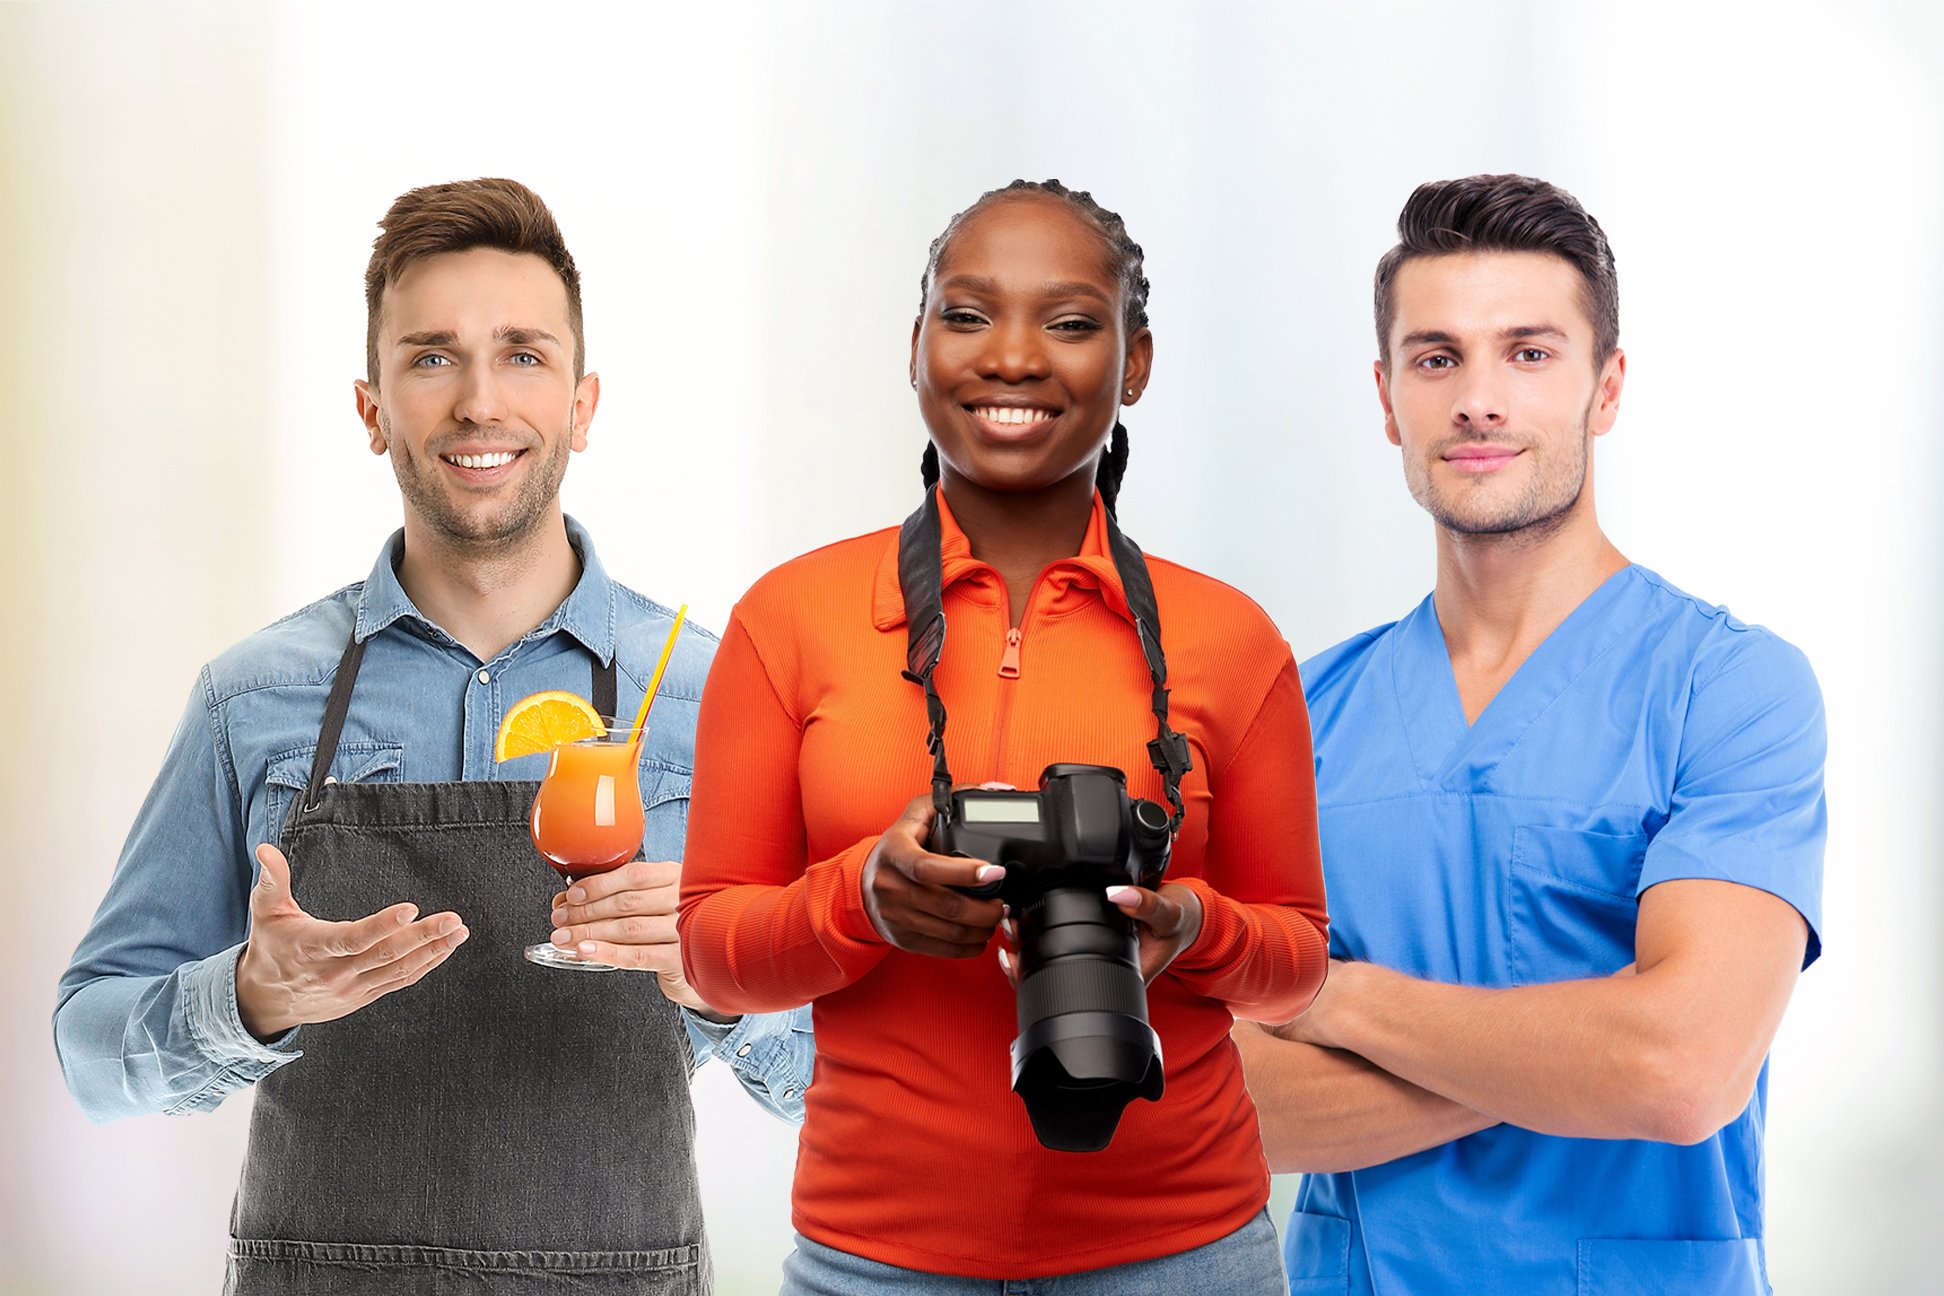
left=304, top=631, right=621, bottom=811
left=305, top=632, right=369, bottom=812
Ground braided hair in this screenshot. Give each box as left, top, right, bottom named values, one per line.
left=916, top=179, right=1149, bottom=514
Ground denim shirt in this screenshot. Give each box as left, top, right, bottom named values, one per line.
left=54, top=518, right=812, bottom=1125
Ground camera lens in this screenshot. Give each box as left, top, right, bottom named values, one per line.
left=1009, top=887, right=1164, bottom=1152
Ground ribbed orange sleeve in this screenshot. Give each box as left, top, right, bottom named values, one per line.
left=1166, top=657, right=1330, bottom=1021
left=678, top=615, right=889, bottom=1013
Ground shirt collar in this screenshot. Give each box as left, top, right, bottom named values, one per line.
left=870, top=488, right=1136, bottom=631
left=354, top=515, right=618, bottom=662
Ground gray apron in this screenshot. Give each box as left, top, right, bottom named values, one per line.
left=226, top=631, right=708, bottom=1295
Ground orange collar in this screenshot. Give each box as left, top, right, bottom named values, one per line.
left=870, top=488, right=1139, bottom=631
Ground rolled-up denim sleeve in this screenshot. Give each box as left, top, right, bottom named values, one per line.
left=681, top=1005, right=813, bottom=1125
left=53, top=671, right=299, bottom=1123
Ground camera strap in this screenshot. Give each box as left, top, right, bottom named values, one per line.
left=897, top=484, right=1192, bottom=834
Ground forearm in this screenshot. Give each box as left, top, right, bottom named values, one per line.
left=1316, top=963, right=1730, bottom=1143
left=1232, top=1023, right=1495, bottom=1172
left=54, top=946, right=298, bottom=1122
left=678, top=838, right=891, bottom=1015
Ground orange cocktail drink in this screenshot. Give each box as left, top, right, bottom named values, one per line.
left=524, top=723, right=644, bottom=971
left=529, top=731, right=645, bottom=877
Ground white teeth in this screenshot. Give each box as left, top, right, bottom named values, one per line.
left=444, top=451, right=518, bottom=469
left=972, top=406, right=1053, bottom=426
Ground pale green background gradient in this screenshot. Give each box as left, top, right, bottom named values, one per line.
left=4, top=2, right=1939, bottom=1292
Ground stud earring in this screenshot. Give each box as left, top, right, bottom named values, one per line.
left=1125, top=387, right=1135, bottom=397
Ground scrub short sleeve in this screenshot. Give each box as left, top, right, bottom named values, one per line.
left=1638, top=628, right=1826, bottom=966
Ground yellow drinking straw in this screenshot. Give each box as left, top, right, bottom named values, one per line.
left=626, top=604, right=688, bottom=756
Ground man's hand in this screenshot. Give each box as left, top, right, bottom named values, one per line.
left=861, top=796, right=1006, bottom=958
left=234, top=843, right=469, bottom=1040
left=548, top=859, right=729, bottom=1018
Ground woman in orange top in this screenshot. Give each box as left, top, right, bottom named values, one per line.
left=584, top=180, right=1327, bottom=1290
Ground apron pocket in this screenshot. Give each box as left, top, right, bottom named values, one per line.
left=1507, top=826, right=1648, bottom=985
left=1281, top=1209, right=1352, bottom=1294
left=228, top=1237, right=704, bottom=1295
left=1575, top=1237, right=1764, bottom=1295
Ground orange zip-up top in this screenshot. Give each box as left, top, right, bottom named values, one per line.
left=678, top=491, right=1329, bottom=1278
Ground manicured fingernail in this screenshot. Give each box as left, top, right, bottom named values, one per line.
left=397, top=906, right=415, bottom=925
left=451, top=927, right=468, bottom=944
left=578, top=940, right=598, bottom=955
left=552, top=927, right=572, bottom=945
left=976, top=865, right=1005, bottom=884
left=1105, top=886, right=1135, bottom=905
left=567, top=887, right=586, bottom=902
left=998, top=948, right=1013, bottom=972
left=551, top=907, right=568, bottom=924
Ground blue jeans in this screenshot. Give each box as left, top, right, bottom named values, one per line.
left=778, top=1210, right=1286, bottom=1295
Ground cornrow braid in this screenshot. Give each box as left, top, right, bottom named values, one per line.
left=916, top=180, right=1149, bottom=514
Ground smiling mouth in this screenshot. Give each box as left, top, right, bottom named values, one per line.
left=441, top=450, right=524, bottom=470
left=964, top=405, right=1062, bottom=440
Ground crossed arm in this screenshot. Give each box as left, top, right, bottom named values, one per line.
left=1237, top=878, right=1808, bottom=1173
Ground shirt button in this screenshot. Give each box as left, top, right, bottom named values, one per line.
left=476, top=668, right=491, bottom=685
left=734, top=1044, right=752, bottom=1058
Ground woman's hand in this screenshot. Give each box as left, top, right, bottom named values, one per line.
left=861, top=795, right=1007, bottom=958
left=996, top=882, right=1205, bottom=987
left=1110, top=883, right=1205, bottom=983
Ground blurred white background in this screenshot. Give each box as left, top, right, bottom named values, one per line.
left=3, top=2, right=1938, bottom=1292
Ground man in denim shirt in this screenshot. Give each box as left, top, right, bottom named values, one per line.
left=54, top=178, right=810, bottom=1295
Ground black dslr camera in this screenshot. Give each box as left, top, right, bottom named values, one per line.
left=933, top=763, right=1173, bottom=1152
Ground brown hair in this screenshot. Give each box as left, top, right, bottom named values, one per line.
left=364, top=177, right=584, bottom=384
left=1375, top=174, right=1618, bottom=370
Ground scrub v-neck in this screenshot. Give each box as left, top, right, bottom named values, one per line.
left=1389, top=565, right=1641, bottom=793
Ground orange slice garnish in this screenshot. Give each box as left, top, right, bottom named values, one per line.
left=494, top=691, right=606, bottom=761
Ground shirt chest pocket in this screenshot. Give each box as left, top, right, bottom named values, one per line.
left=262, top=743, right=405, bottom=848
left=638, top=766, right=693, bottom=863
left=1506, top=825, right=1649, bottom=986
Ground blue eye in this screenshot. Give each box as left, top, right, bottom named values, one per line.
left=414, top=353, right=452, bottom=368
left=509, top=352, right=540, bottom=366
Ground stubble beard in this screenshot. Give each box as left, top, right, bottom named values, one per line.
left=1406, top=397, right=1595, bottom=545
left=384, top=410, right=574, bottom=554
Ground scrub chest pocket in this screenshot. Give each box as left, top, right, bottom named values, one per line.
left=1507, top=825, right=1649, bottom=986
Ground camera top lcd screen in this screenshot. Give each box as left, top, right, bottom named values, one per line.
left=960, top=799, right=1041, bottom=825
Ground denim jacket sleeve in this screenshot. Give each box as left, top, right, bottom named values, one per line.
left=681, top=1005, right=814, bottom=1124
left=53, top=671, right=300, bottom=1123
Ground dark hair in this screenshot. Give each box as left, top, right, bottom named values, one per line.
left=364, top=177, right=585, bottom=385
left=1374, top=174, right=1618, bottom=370
left=916, top=179, right=1147, bottom=514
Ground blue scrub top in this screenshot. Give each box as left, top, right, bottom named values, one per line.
left=1285, top=566, right=1825, bottom=1296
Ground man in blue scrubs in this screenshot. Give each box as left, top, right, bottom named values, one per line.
left=1236, top=175, right=1825, bottom=1295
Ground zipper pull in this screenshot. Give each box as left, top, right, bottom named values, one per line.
left=998, top=628, right=1022, bottom=679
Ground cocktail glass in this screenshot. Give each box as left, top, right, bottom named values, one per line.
left=524, top=720, right=644, bottom=971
